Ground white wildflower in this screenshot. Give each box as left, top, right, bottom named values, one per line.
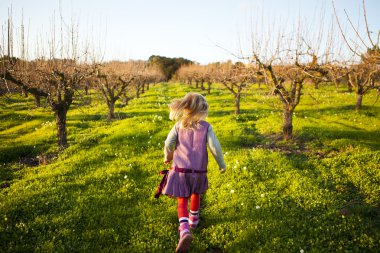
left=230, top=189, right=235, bottom=193
left=255, top=205, right=260, bottom=209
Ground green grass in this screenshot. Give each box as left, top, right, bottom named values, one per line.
left=0, top=83, right=379, bottom=252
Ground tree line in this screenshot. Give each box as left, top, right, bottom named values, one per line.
left=0, top=56, right=169, bottom=149
left=1, top=0, right=379, bottom=152
left=175, top=49, right=379, bottom=140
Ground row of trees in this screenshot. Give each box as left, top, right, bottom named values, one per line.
left=176, top=50, right=379, bottom=139
left=1, top=0, right=379, bottom=150
left=1, top=8, right=184, bottom=151
left=175, top=1, right=380, bottom=140
left=4, top=53, right=375, bottom=150
left=1, top=57, right=165, bottom=150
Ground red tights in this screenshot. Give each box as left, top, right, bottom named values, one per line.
left=177, top=194, right=200, bottom=219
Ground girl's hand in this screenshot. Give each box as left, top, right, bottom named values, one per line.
left=164, top=160, right=171, bottom=164
left=220, top=168, right=226, bottom=174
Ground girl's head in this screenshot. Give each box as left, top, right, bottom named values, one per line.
left=169, top=92, right=209, bottom=128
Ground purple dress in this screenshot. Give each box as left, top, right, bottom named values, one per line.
left=162, top=121, right=209, bottom=197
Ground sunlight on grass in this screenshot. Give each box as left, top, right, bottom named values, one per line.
left=1, top=83, right=379, bottom=252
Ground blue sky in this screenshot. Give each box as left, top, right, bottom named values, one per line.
left=1, top=0, right=379, bottom=64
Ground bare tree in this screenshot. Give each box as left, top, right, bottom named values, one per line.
left=333, top=0, right=380, bottom=111
left=199, top=64, right=216, bottom=94
left=96, top=61, right=138, bottom=119
left=1, top=8, right=96, bottom=150
left=213, top=61, right=254, bottom=115
left=348, top=61, right=379, bottom=111
left=245, top=7, right=333, bottom=139
left=1, top=58, right=48, bottom=107
left=44, top=60, right=94, bottom=149
left=176, top=64, right=195, bottom=85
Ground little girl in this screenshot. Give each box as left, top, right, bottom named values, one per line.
left=161, top=92, right=226, bottom=253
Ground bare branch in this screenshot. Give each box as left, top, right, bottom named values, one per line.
left=362, top=0, right=375, bottom=47
left=343, top=9, right=367, bottom=48
left=332, top=0, right=361, bottom=57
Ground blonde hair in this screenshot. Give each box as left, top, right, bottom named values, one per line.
left=169, top=92, right=209, bottom=129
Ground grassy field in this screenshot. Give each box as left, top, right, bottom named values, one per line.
left=0, top=82, right=379, bottom=252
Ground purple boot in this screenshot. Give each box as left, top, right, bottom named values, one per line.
left=176, top=222, right=193, bottom=253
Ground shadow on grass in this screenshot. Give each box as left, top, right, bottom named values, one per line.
left=0, top=112, right=53, bottom=125
left=297, top=104, right=379, bottom=114
left=203, top=169, right=379, bottom=252
left=67, top=114, right=104, bottom=121
left=209, top=108, right=280, bottom=120
left=211, top=105, right=379, bottom=152
left=114, top=111, right=167, bottom=119
left=222, top=195, right=378, bottom=252
left=0, top=143, right=52, bottom=191
left=0, top=155, right=157, bottom=252
left=67, top=110, right=168, bottom=122
left=194, top=145, right=380, bottom=252
left=298, top=126, right=380, bottom=150
left=0, top=143, right=51, bottom=165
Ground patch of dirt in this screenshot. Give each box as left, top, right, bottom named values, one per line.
left=19, top=157, right=39, bottom=167
left=253, top=134, right=307, bottom=155
left=19, top=153, right=58, bottom=167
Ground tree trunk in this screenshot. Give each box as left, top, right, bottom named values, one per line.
left=195, top=80, right=199, bottom=89
left=33, top=94, right=41, bottom=107
left=146, top=83, right=150, bottom=91
left=108, top=100, right=116, bottom=119
left=207, top=82, right=211, bottom=94
left=141, top=83, right=145, bottom=94
left=355, top=93, right=363, bottom=111
left=55, top=106, right=68, bottom=150
left=282, top=109, right=294, bottom=140
left=122, top=97, right=130, bottom=106
left=347, top=81, right=353, bottom=92
left=234, top=94, right=241, bottom=114
left=333, top=78, right=339, bottom=91
left=200, top=81, right=205, bottom=90
left=314, top=80, right=320, bottom=89
left=21, top=87, right=28, bottom=97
